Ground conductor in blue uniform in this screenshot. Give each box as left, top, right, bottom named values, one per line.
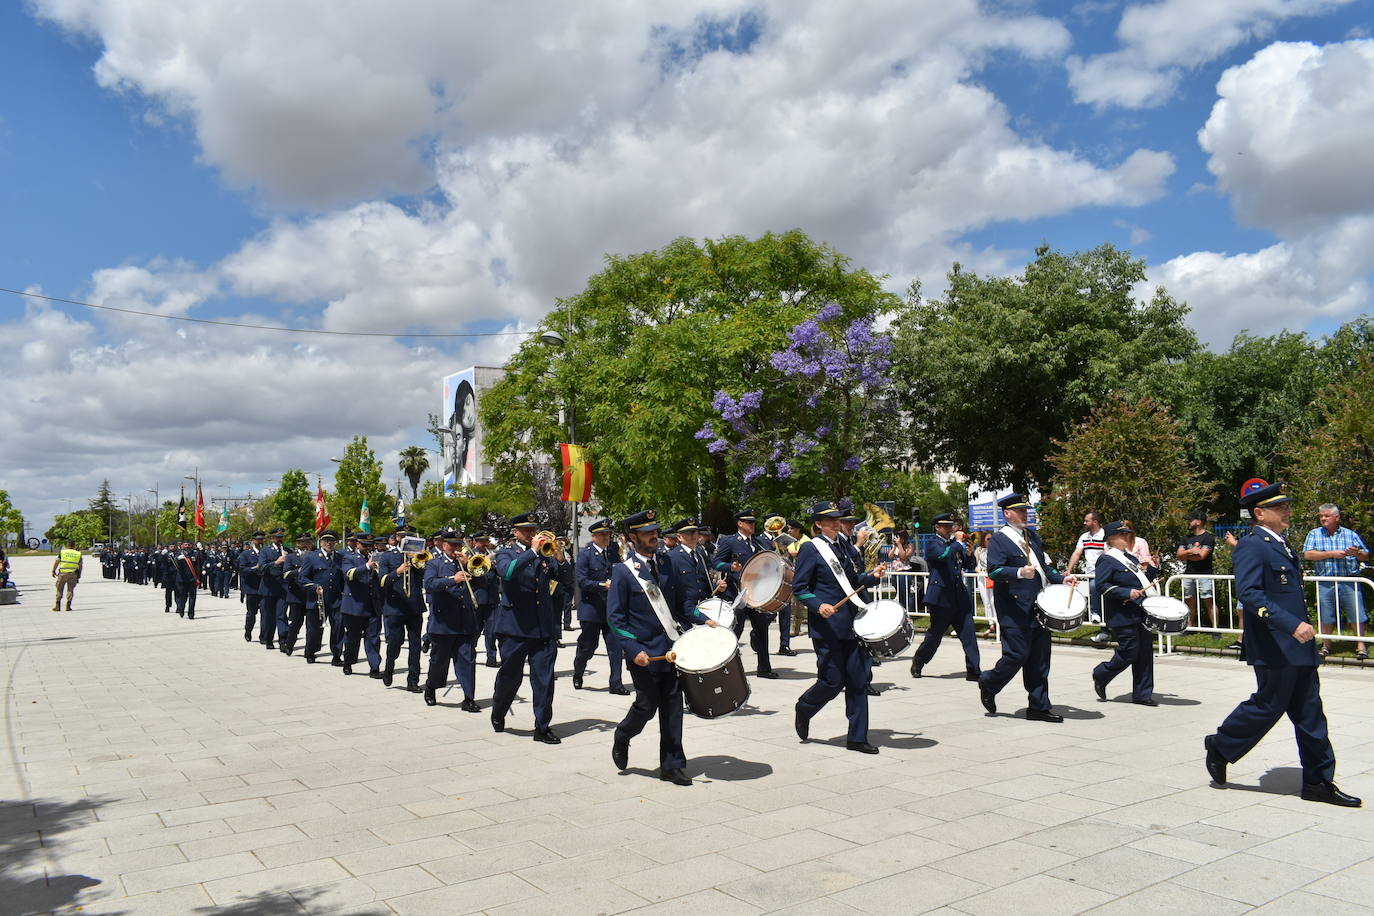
left=910, top=513, right=980, bottom=681
left=1091, top=521, right=1160, bottom=705
left=979, top=493, right=1077, bottom=722
left=573, top=518, right=629, bottom=694
left=491, top=512, right=566, bottom=745
left=1206, top=482, right=1360, bottom=807
left=608, top=510, right=716, bottom=785
left=792, top=500, right=888, bottom=754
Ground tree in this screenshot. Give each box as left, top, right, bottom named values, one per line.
left=1285, top=354, right=1374, bottom=538
left=407, top=480, right=529, bottom=536
left=0, top=490, right=24, bottom=543
left=1037, top=396, right=1210, bottom=561
left=45, top=512, right=103, bottom=547
left=481, top=230, right=900, bottom=528
left=273, top=470, right=315, bottom=539
left=890, top=243, right=1199, bottom=492
left=88, top=479, right=125, bottom=544
left=398, top=446, right=430, bottom=499
left=332, top=436, right=394, bottom=535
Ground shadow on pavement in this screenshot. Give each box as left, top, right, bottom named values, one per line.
left=193, top=887, right=328, bottom=914
left=1224, top=766, right=1305, bottom=796
left=1154, top=694, right=1202, bottom=706
left=689, top=754, right=775, bottom=781
left=0, top=797, right=108, bottom=916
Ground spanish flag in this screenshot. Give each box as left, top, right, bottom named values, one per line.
left=560, top=444, right=593, bottom=502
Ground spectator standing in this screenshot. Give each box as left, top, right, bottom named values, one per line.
left=973, top=532, right=995, bottom=636
left=1302, top=504, right=1369, bottom=660
left=1177, top=511, right=1218, bottom=631
left=1067, top=511, right=1108, bottom=643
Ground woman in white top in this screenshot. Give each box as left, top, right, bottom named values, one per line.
left=973, top=531, right=995, bottom=637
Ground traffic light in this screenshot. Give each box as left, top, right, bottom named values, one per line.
left=912, top=509, right=921, bottom=530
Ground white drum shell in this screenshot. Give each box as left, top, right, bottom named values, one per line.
left=1035, top=583, right=1086, bottom=632
left=1142, top=595, right=1190, bottom=634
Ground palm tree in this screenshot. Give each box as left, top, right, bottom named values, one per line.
left=398, top=446, right=430, bottom=499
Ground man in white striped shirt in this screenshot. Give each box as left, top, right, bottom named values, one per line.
left=1067, top=511, right=1108, bottom=643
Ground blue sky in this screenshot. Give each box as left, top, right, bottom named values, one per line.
left=1, top=0, right=1371, bottom=531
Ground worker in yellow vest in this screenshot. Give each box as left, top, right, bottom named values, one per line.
left=51, top=540, right=83, bottom=612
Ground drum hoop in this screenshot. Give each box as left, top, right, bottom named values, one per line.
left=673, top=627, right=739, bottom=673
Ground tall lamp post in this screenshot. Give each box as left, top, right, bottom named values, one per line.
left=146, top=486, right=159, bottom=544
left=540, top=329, right=580, bottom=558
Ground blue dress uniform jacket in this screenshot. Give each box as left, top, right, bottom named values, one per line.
left=607, top=553, right=703, bottom=674
left=981, top=527, right=1064, bottom=712
left=238, top=546, right=263, bottom=596
left=1212, top=526, right=1336, bottom=784
left=340, top=550, right=378, bottom=617
left=792, top=537, right=879, bottom=641
left=258, top=544, right=287, bottom=598
left=283, top=551, right=309, bottom=605
left=376, top=551, right=426, bottom=618
left=299, top=549, right=344, bottom=609
left=710, top=532, right=771, bottom=600
left=670, top=543, right=714, bottom=610
left=1092, top=551, right=1159, bottom=702
left=494, top=546, right=562, bottom=638
left=424, top=553, right=480, bottom=635
left=986, top=528, right=1064, bottom=611
left=924, top=537, right=975, bottom=612
left=575, top=543, right=617, bottom=624
left=1095, top=552, right=1158, bottom=629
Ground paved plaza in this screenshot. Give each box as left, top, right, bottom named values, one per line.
left=2, top=555, right=1372, bottom=915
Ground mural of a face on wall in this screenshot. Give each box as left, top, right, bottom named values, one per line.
left=446, top=377, right=477, bottom=488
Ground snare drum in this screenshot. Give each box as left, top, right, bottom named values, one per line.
left=740, top=551, right=793, bottom=613
left=1142, top=595, right=1190, bottom=634
left=695, top=598, right=735, bottom=630
left=1035, top=583, right=1086, bottom=631
left=672, top=625, right=750, bottom=719
left=853, top=598, right=914, bottom=659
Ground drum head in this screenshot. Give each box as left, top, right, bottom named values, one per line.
left=1036, top=583, right=1086, bottom=619
left=695, top=598, right=735, bottom=630
left=740, top=552, right=785, bottom=606
left=1142, top=595, right=1189, bottom=621
left=854, top=599, right=905, bottom=639
left=1074, top=579, right=1090, bottom=598
left=673, top=625, right=739, bottom=673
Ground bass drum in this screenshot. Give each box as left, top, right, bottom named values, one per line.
left=853, top=598, right=914, bottom=659
left=740, top=551, right=793, bottom=613
left=1142, top=595, right=1190, bottom=634
left=695, top=598, right=735, bottom=631
left=672, top=626, right=751, bottom=719
left=1035, top=583, right=1086, bottom=632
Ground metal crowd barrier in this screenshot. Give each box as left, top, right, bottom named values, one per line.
left=1161, top=573, right=1373, bottom=655
left=879, top=570, right=1000, bottom=643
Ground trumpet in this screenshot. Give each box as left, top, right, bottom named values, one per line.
left=465, top=552, right=492, bottom=576
left=407, top=550, right=432, bottom=568
left=535, top=530, right=558, bottom=557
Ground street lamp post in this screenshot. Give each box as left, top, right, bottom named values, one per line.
left=184, top=470, right=198, bottom=538
left=540, top=328, right=581, bottom=562
left=146, top=486, right=159, bottom=544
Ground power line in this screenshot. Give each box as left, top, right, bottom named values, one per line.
left=0, top=286, right=535, bottom=339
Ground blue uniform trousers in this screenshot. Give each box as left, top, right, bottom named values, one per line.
left=328, top=610, right=344, bottom=659
left=573, top=622, right=624, bottom=689
left=797, top=639, right=871, bottom=743
left=272, top=597, right=291, bottom=642
left=734, top=611, right=774, bottom=674
left=1093, top=622, right=1154, bottom=701
left=914, top=601, right=981, bottom=671
left=616, top=665, right=686, bottom=770
left=173, top=584, right=196, bottom=618
left=979, top=612, right=1052, bottom=711
left=492, top=635, right=557, bottom=732
left=447, top=634, right=479, bottom=698
left=342, top=614, right=381, bottom=671
left=479, top=609, right=498, bottom=664
left=425, top=634, right=465, bottom=696
left=1213, top=665, right=1336, bottom=783
left=256, top=597, right=280, bottom=646
left=366, top=615, right=382, bottom=667
left=163, top=579, right=174, bottom=612
left=384, top=614, right=423, bottom=685
left=778, top=606, right=792, bottom=650
left=282, top=602, right=308, bottom=653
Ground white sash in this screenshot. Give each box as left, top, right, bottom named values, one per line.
left=1105, top=547, right=1151, bottom=591
left=1001, top=524, right=1047, bottom=585
left=622, top=557, right=682, bottom=642
left=811, top=537, right=868, bottom=610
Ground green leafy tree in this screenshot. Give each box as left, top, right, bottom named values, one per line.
left=1285, top=354, right=1374, bottom=538
left=88, top=479, right=125, bottom=544
left=891, top=243, right=1198, bottom=492
left=0, top=489, right=24, bottom=543
left=398, top=446, right=430, bottom=499
left=1038, top=396, right=1210, bottom=561
left=45, top=512, right=104, bottom=547
left=273, top=470, right=315, bottom=539
left=332, top=436, right=394, bottom=535
left=408, top=481, right=530, bottom=535
left=482, top=230, right=899, bottom=529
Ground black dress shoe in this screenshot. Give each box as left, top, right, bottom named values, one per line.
left=965, top=668, right=980, bottom=682
left=1204, top=735, right=1228, bottom=785
left=866, top=685, right=880, bottom=696
left=1093, top=675, right=1107, bottom=701
left=177, top=612, right=184, bottom=617
left=608, top=685, right=631, bottom=696
left=342, top=665, right=353, bottom=676
left=1301, top=781, right=1362, bottom=807
left=423, top=687, right=437, bottom=707
left=533, top=729, right=562, bottom=745
left=612, top=737, right=629, bottom=770
left=406, top=683, right=422, bottom=694
left=305, top=656, right=317, bottom=664
left=331, top=656, right=343, bottom=667
left=491, top=712, right=505, bottom=733
left=778, top=647, right=797, bottom=657
left=244, top=633, right=252, bottom=642
left=794, top=705, right=809, bottom=743
left=485, top=658, right=501, bottom=668
left=757, top=671, right=779, bottom=680
left=460, top=698, right=481, bottom=713
left=264, top=643, right=275, bottom=650
left=1026, top=709, right=1064, bottom=723
left=1132, top=697, right=1159, bottom=707
left=910, top=658, right=925, bottom=678
left=980, top=684, right=997, bottom=715
left=572, top=673, right=584, bottom=690
left=368, top=669, right=382, bottom=679
left=284, top=645, right=294, bottom=656
left=660, top=768, right=692, bottom=786
left=846, top=741, right=879, bottom=754
left=381, top=668, right=394, bottom=687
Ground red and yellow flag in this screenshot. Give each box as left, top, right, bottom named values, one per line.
left=560, top=444, right=593, bottom=502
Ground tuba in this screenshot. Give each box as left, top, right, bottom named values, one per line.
left=862, top=503, right=896, bottom=570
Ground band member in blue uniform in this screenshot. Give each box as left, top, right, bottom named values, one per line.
left=376, top=528, right=427, bottom=692
left=792, top=501, right=888, bottom=753
left=668, top=518, right=720, bottom=612
left=712, top=510, right=778, bottom=679
left=609, top=510, right=717, bottom=785
left=299, top=530, right=343, bottom=664
left=491, top=512, right=566, bottom=744
left=466, top=531, right=501, bottom=668
left=979, top=493, right=1077, bottom=722
left=339, top=535, right=382, bottom=677
left=281, top=532, right=313, bottom=654
left=256, top=528, right=290, bottom=650
left=573, top=518, right=629, bottom=694
left=1206, top=482, right=1361, bottom=806
left=423, top=531, right=483, bottom=710
left=911, top=513, right=980, bottom=681
left=239, top=531, right=266, bottom=644
left=1091, top=521, right=1160, bottom=705
left=171, top=540, right=199, bottom=619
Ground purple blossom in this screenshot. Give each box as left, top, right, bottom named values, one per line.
left=771, top=349, right=806, bottom=374
left=738, top=390, right=763, bottom=411
left=843, top=456, right=862, bottom=471
left=817, top=302, right=843, bottom=322
left=793, top=435, right=817, bottom=455
left=694, top=423, right=715, bottom=441
left=743, top=465, right=765, bottom=485
left=805, top=394, right=820, bottom=408
left=707, top=439, right=729, bottom=454
left=776, top=461, right=792, bottom=479
left=880, top=480, right=891, bottom=490
left=769, top=446, right=783, bottom=461
left=800, top=359, right=822, bottom=378
left=815, top=425, right=831, bottom=437
left=712, top=391, right=747, bottom=422
left=821, top=349, right=850, bottom=377
left=845, top=320, right=873, bottom=351
left=790, top=320, right=824, bottom=348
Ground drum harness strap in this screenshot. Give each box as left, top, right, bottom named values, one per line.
left=621, top=557, right=683, bottom=643
left=811, top=538, right=869, bottom=612
left=1000, top=524, right=1047, bottom=586
left=1102, top=547, right=1151, bottom=598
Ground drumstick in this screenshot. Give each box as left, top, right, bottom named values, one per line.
left=646, top=651, right=677, bottom=663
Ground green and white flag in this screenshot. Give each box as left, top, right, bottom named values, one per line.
left=216, top=506, right=230, bottom=534
left=359, top=497, right=372, bottom=534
